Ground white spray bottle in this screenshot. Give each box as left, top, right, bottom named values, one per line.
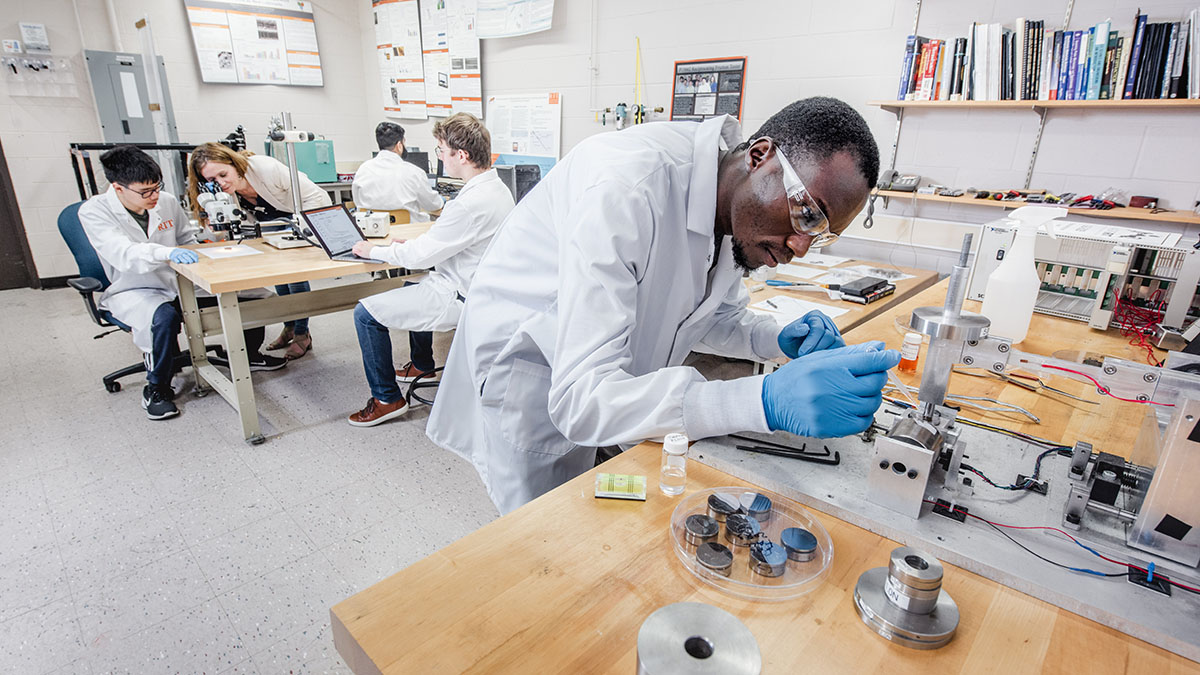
left=979, top=206, right=1067, bottom=343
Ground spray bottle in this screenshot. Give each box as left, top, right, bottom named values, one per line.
left=979, top=206, right=1067, bottom=343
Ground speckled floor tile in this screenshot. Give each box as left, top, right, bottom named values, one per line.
left=322, top=517, right=432, bottom=593
left=250, top=620, right=350, bottom=675
left=57, top=510, right=190, bottom=591
left=255, top=451, right=364, bottom=510
left=289, top=478, right=400, bottom=549
left=217, top=551, right=353, bottom=655
left=167, top=475, right=284, bottom=547
left=0, top=547, right=71, bottom=623
left=86, top=601, right=249, bottom=675
left=0, top=596, right=85, bottom=674
left=190, top=512, right=316, bottom=595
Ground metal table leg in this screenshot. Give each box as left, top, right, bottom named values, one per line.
left=176, top=278, right=212, bottom=396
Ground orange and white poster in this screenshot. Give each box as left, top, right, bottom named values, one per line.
left=184, top=0, right=323, bottom=86
left=374, top=0, right=427, bottom=119
left=446, top=0, right=482, bottom=117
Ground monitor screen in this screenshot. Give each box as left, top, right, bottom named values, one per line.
left=303, top=205, right=362, bottom=254
left=404, top=151, right=430, bottom=173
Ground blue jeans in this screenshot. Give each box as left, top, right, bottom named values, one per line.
left=147, top=299, right=265, bottom=386
left=275, top=282, right=310, bottom=334
left=353, top=302, right=434, bottom=403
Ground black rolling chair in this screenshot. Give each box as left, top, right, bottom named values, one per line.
left=57, top=201, right=215, bottom=393
left=406, top=367, right=443, bottom=406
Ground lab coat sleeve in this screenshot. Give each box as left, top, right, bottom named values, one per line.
left=80, top=204, right=172, bottom=274
left=693, top=278, right=785, bottom=361
left=369, top=199, right=478, bottom=269
left=406, top=170, right=445, bottom=214
left=546, top=180, right=770, bottom=448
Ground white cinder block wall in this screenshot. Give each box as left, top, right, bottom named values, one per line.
left=3, top=0, right=1198, bottom=281
left=381, top=0, right=1200, bottom=274
left=0, top=0, right=374, bottom=280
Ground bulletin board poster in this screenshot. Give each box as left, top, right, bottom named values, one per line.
left=670, top=57, right=747, bottom=122
left=487, top=92, right=560, bottom=177
left=419, top=0, right=451, bottom=116
left=446, top=0, right=483, bottom=117
left=184, top=0, right=323, bottom=86
left=374, top=0, right=427, bottom=119
left=476, top=0, right=553, bottom=38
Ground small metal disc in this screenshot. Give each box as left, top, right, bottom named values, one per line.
left=684, top=514, right=719, bottom=546
left=724, top=513, right=762, bottom=547
left=780, top=527, right=817, bottom=562
left=706, top=493, right=741, bottom=522
left=853, top=567, right=958, bottom=650
left=748, top=541, right=787, bottom=577
left=695, top=542, right=734, bottom=577
left=739, top=492, right=772, bottom=523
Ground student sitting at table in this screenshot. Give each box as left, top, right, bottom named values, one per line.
left=80, top=146, right=287, bottom=420
left=352, top=121, right=445, bottom=223
left=186, top=142, right=332, bottom=360
left=345, top=113, right=516, bottom=427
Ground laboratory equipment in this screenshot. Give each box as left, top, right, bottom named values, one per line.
left=853, top=546, right=959, bottom=649
left=196, top=180, right=257, bottom=240
left=636, top=603, right=761, bottom=675
left=979, top=206, right=1067, bottom=342
left=354, top=210, right=391, bottom=238
left=660, top=432, right=688, bottom=496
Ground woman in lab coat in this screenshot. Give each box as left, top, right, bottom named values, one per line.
left=186, top=142, right=332, bottom=359
left=428, top=98, right=898, bottom=514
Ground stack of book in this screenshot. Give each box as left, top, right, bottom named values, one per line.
left=896, top=10, right=1199, bottom=101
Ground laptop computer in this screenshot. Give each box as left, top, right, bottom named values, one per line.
left=299, top=204, right=387, bottom=264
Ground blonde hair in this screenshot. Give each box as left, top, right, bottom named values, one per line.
left=432, top=113, right=492, bottom=169
left=186, top=142, right=255, bottom=217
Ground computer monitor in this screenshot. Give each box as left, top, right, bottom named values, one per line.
left=495, top=164, right=542, bottom=203
left=404, top=151, right=430, bottom=174
left=436, top=157, right=445, bottom=178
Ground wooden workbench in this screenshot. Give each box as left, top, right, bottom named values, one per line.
left=330, top=442, right=1199, bottom=673
left=745, top=259, right=938, bottom=334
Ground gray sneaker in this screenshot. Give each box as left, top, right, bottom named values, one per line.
left=142, top=384, right=180, bottom=420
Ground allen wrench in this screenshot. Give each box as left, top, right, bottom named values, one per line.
left=729, top=434, right=841, bottom=465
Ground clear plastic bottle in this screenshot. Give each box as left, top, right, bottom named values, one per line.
left=898, top=332, right=923, bottom=372
left=979, top=206, right=1067, bottom=343
left=660, top=433, right=689, bottom=496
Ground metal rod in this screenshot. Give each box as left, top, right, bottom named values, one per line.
left=281, top=111, right=304, bottom=221
left=1023, top=107, right=1048, bottom=190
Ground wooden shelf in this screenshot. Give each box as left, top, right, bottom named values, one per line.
left=868, top=99, right=1200, bottom=110
left=873, top=189, right=1200, bottom=225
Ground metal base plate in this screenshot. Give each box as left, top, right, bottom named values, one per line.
left=853, top=567, right=958, bottom=649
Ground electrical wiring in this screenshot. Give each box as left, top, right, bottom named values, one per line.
left=923, top=499, right=1200, bottom=594
left=960, top=447, right=1070, bottom=491
left=1040, top=364, right=1174, bottom=407
left=1113, top=291, right=1165, bottom=366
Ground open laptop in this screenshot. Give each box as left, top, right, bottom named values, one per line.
left=299, top=204, right=387, bottom=264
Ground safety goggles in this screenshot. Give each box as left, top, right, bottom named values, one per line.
left=121, top=181, right=164, bottom=199
left=761, top=140, right=838, bottom=249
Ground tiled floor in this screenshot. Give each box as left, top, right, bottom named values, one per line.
left=0, top=277, right=500, bottom=674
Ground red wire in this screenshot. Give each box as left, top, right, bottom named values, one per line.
left=1040, top=364, right=1174, bottom=407
left=1112, top=294, right=1163, bottom=366
left=923, top=500, right=1200, bottom=594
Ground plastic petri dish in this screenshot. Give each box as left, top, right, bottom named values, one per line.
left=669, top=486, right=834, bottom=601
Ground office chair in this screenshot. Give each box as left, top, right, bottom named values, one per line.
left=57, top=202, right=215, bottom=393
left=406, top=367, right=443, bottom=406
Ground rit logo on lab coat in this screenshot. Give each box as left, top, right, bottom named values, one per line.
left=157, top=219, right=174, bottom=232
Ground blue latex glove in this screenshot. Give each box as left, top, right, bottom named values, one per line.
left=777, top=310, right=845, bottom=359
left=169, top=248, right=199, bottom=264
left=762, top=341, right=902, bottom=438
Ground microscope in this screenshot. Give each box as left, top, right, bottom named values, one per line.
left=197, top=181, right=258, bottom=240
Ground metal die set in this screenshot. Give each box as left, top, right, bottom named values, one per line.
left=670, top=487, right=833, bottom=601
left=853, top=546, right=959, bottom=649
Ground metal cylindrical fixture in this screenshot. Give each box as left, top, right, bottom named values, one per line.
left=636, top=603, right=762, bottom=675
left=853, top=546, right=958, bottom=649
left=739, top=492, right=772, bottom=523
left=887, top=418, right=943, bottom=452
left=684, top=514, right=719, bottom=547
left=748, top=541, right=787, bottom=578
left=695, top=542, right=734, bottom=577
left=780, top=527, right=817, bottom=562
left=724, top=514, right=762, bottom=547
left=706, top=493, right=741, bottom=522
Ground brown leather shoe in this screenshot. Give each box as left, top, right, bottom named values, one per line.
left=395, top=361, right=437, bottom=383
left=348, top=397, right=408, bottom=427
left=284, top=333, right=312, bottom=360
left=266, top=326, right=294, bottom=351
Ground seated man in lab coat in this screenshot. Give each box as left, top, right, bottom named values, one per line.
left=351, top=121, right=445, bottom=223
left=346, top=113, right=516, bottom=427
left=79, top=146, right=286, bottom=420
left=427, top=97, right=902, bottom=514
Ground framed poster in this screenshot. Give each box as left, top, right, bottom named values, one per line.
left=670, top=56, right=747, bottom=122
left=185, top=0, right=323, bottom=86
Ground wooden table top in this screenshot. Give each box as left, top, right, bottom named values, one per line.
left=746, top=259, right=938, bottom=334
left=848, top=278, right=1155, bottom=455
left=171, top=222, right=431, bottom=294
left=331, top=442, right=1199, bottom=673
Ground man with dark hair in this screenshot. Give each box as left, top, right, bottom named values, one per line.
left=79, top=146, right=284, bottom=420
left=428, top=98, right=901, bottom=514
left=344, top=112, right=514, bottom=427
left=352, top=121, right=444, bottom=223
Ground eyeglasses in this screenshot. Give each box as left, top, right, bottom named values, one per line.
left=760, top=139, right=838, bottom=249
left=434, top=146, right=445, bottom=158
left=121, top=181, right=164, bottom=199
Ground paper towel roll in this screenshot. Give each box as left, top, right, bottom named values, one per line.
left=636, top=602, right=761, bottom=675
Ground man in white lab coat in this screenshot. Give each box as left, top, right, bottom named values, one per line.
left=351, top=122, right=445, bottom=223
left=80, top=146, right=285, bottom=420
left=346, top=113, right=515, bottom=427
left=428, top=97, right=902, bottom=514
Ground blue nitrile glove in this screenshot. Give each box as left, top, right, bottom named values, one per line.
left=777, top=310, right=845, bottom=359
left=169, top=248, right=199, bottom=264
left=762, top=341, right=902, bottom=438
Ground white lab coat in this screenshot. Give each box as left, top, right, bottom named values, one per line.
left=351, top=150, right=444, bottom=223
left=427, top=116, right=784, bottom=514
left=360, top=168, right=514, bottom=331
left=78, top=188, right=197, bottom=352
left=242, top=154, right=331, bottom=220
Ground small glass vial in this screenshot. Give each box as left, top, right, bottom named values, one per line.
left=660, top=433, right=688, bottom=496
left=898, top=332, right=923, bottom=373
